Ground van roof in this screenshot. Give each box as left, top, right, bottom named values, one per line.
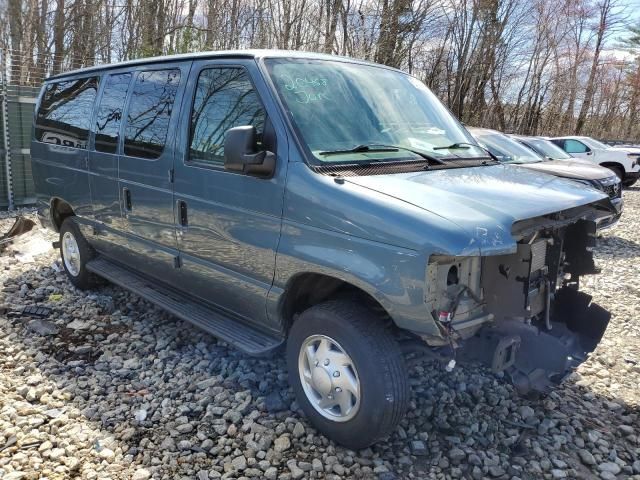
left=47, top=49, right=400, bottom=81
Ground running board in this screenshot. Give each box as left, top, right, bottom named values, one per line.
left=86, top=257, right=283, bottom=356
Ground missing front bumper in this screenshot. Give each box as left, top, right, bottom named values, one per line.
left=459, top=288, right=610, bottom=395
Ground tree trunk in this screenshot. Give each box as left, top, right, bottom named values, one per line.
left=575, top=0, right=612, bottom=134
left=52, top=0, right=65, bottom=74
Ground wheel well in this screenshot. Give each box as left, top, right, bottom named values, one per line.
left=599, top=162, right=625, bottom=175
left=50, top=198, right=75, bottom=232
left=281, top=273, right=389, bottom=330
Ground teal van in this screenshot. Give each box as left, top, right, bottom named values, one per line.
left=32, top=51, right=616, bottom=448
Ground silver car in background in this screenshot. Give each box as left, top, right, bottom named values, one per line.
left=469, top=128, right=622, bottom=229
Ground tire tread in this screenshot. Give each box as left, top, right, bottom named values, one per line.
left=289, top=300, right=409, bottom=448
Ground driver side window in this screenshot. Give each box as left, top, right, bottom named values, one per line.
left=189, top=67, right=266, bottom=166
left=564, top=139, right=589, bottom=154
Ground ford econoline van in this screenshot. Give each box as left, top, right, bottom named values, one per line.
left=32, top=50, right=616, bottom=449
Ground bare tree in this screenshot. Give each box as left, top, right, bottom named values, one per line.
left=1, top=0, right=638, bottom=140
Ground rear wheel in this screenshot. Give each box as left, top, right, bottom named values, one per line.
left=59, top=218, right=98, bottom=289
left=286, top=300, right=409, bottom=449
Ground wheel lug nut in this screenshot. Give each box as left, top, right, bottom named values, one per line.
left=333, top=371, right=340, bottom=377
left=327, top=394, right=333, bottom=400
left=335, top=387, right=342, bottom=393
left=323, top=359, right=330, bottom=366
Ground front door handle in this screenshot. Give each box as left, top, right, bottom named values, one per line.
left=177, top=200, right=188, bottom=232
left=123, top=187, right=132, bottom=215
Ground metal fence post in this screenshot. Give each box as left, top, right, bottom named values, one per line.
left=0, top=48, right=14, bottom=210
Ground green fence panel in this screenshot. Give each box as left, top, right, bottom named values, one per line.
left=0, top=91, right=7, bottom=209
left=2, top=84, right=39, bottom=208
left=9, top=152, right=35, bottom=204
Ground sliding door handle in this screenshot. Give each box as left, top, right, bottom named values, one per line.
left=177, top=200, right=188, bottom=232
left=122, top=187, right=132, bottom=215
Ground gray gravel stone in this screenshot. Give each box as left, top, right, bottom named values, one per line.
left=489, top=466, right=505, bottom=477
left=518, top=405, right=535, bottom=420
left=132, top=469, right=151, bottom=480
left=579, top=449, right=596, bottom=465
left=449, top=447, right=466, bottom=463
left=231, top=455, right=247, bottom=471
left=287, top=459, right=305, bottom=479
left=273, top=435, right=291, bottom=452
left=264, top=467, right=278, bottom=480
left=410, top=440, right=427, bottom=456
left=598, top=462, right=621, bottom=475
left=27, top=319, right=58, bottom=336
left=292, top=421, right=305, bottom=438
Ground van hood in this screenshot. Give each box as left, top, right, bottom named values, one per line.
left=516, top=159, right=614, bottom=181
left=345, top=164, right=611, bottom=255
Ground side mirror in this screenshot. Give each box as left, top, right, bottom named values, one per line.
left=223, top=126, right=275, bottom=178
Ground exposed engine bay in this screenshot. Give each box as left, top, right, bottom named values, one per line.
left=419, top=205, right=611, bottom=395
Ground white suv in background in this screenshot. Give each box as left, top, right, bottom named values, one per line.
left=549, top=136, right=640, bottom=186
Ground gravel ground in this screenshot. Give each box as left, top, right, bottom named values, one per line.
left=0, top=190, right=639, bottom=480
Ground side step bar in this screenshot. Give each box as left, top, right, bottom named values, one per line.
left=87, top=257, right=283, bottom=356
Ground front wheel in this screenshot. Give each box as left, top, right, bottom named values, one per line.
left=286, top=301, right=409, bottom=449
left=623, top=178, right=637, bottom=187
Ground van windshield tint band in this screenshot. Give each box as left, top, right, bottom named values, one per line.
left=124, top=69, right=181, bottom=159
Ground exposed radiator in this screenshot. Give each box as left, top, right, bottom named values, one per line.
left=530, top=240, right=548, bottom=273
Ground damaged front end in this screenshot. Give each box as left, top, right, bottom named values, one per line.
left=419, top=202, right=611, bottom=395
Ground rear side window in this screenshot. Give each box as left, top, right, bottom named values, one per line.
left=564, top=139, right=589, bottom=154
left=95, top=73, right=132, bottom=154
left=124, top=69, right=181, bottom=159
left=35, top=77, right=99, bottom=149
left=189, top=68, right=266, bottom=166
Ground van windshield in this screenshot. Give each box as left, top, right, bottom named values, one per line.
left=265, top=58, right=487, bottom=163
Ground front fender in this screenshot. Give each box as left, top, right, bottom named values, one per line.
left=599, top=151, right=638, bottom=172
left=270, top=220, right=441, bottom=336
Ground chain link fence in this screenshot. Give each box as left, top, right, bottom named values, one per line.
left=0, top=49, right=48, bottom=209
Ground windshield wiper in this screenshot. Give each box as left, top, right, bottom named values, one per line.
left=319, top=143, right=445, bottom=165
left=434, top=142, right=500, bottom=163
left=433, top=142, right=473, bottom=150
left=319, top=145, right=399, bottom=156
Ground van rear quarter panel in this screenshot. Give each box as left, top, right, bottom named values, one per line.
left=31, top=138, right=93, bottom=226
left=31, top=77, right=97, bottom=227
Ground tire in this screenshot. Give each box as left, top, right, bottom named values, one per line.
left=623, top=178, right=637, bottom=187
left=59, top=218, right=98, bottom=290
left=286, top=300, right=409, bottom=449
